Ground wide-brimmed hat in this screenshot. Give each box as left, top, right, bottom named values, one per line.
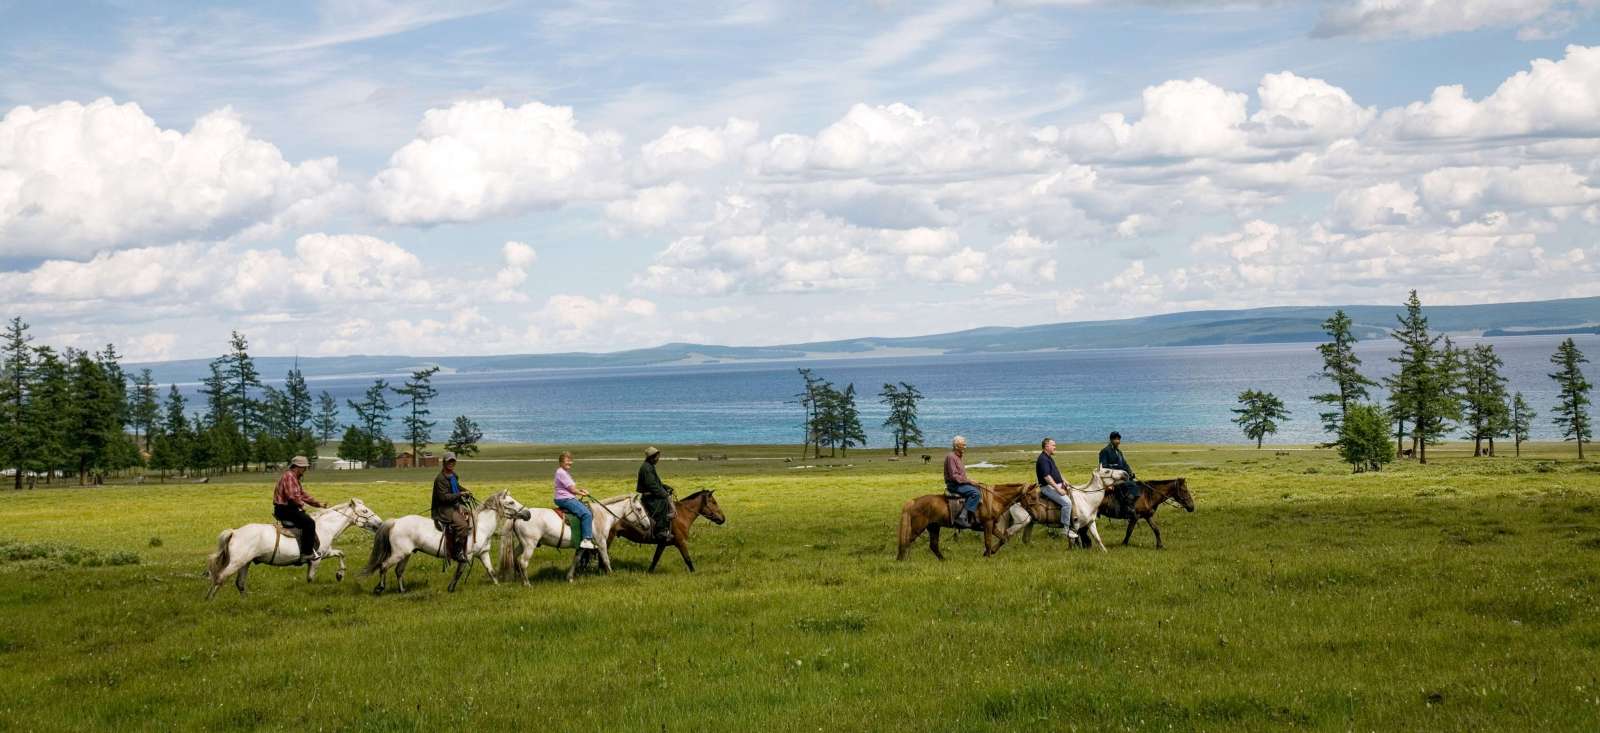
left=443, top=452, right=457, bottom=462
left=644, top=447, right=660, bottom=459
left=290, top=455, right=310, bottom=468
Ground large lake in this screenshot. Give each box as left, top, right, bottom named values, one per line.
left=192, top=333, right=1599, bottom=446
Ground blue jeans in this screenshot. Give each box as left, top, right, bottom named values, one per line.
left=1040, top=484, right=1070, bottom=521
left=949, top=484, right=981, bottom=515
left=555, top=497, right=594, bottom=540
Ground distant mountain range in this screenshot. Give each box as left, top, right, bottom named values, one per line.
left=130, top=296, right=1600, bottom=384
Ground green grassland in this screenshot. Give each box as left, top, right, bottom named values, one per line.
left=2, top=442, right=1599, bottom=731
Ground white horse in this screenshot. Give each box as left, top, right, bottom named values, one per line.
left=204, top=498, right=383, bottom=600
left=1002, top=468, right=1127, bottom=552
left=498, top=495, right=626, bottom=584
left=362, top=490, right=531, bottom=594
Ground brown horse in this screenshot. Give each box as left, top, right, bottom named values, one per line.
left=610, top=490, right=726, bottom=572
left=1094, top=478, right=1194, bottom=549
left=896, top=482, right=1040, bottom=560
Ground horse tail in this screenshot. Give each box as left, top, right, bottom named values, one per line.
left=206, top=529, right=233, bottom=580
left=898, top=499, right=916, bottom=548
left=362, top=520, right=394, bottom=577
left=496, top=517, right=519, bottom=580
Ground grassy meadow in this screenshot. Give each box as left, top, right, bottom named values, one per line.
left=1, top=441, right=1598, bottom=730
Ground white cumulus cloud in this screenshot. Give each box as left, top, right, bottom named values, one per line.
left=0, top=99, right=338, bottom=258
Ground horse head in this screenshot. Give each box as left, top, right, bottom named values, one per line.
left=486, top=491, right=534, bottom=522
left=1167, top=478, right=1195, bottom=512
left=1092, top=468, right=1127, bottom=490
left=346, top=498, right=384, bottom=530
left=692, top=490, right=726, bottom=525
left=1018, top=482, right=1046, bottom=517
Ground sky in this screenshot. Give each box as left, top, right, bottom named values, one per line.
left=1, top=0, right=1599, bottom=362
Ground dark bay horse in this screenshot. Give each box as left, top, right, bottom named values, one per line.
left=1094, top=478, right=1194, bottom=549
left=897, top=482, right=1040, bottom=560
left=611, top=490, right=726, bottom=572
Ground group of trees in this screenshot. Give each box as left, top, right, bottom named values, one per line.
left=1311, top=291, right=1592, bottom=472
left=0, top=317, right=487, bottom=486
left=2, top=318, right=144, bottom=486
left=794, top=369, right=871, bottom=457
left=792, top=370, right=931, bottom=459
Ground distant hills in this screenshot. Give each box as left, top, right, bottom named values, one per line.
left=130, top=296, right=1600, bottom=384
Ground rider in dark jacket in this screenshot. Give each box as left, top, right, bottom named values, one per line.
left=431, top=453, right=476, bottom=562
left=1098, top=431, right=1139, bottom=512
left=636, top=447, right=676, bottom=542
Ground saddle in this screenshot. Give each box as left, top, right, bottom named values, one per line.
left=551, top=506, right=585, bottom=549
left=944, top=495, right=964, bottom=520
left=272, top=522, right=302, bottom=539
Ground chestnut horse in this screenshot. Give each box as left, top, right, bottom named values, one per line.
left=609, top=490, right=726, bottom=572
left=1092, top=477, right=1195, bottom=549
left=896, top=482, right=1040, bottom=560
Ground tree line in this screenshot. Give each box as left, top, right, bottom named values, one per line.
left=1307, top=291, right=1591, bottom=472
left=0, top=318, right=485, bottom=487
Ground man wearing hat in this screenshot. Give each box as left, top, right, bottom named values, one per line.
left=431, top=452, right=477, bottom=563
left=1098, top=431, right=1139, bottom=514
left=636, top=447, right=676, bottom=543
left=272, top=456, right=326, bottom=563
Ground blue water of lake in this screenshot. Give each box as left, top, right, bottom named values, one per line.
left=188, top=333, right=1599, bottom=446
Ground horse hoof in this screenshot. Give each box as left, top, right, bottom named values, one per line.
left=336, top=571, right=346, bottom=582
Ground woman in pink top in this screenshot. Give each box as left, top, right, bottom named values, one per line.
left=554, top=451, right=596, bottom=549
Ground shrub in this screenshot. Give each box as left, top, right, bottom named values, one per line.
left=1336, top=404, right=1395, bottom=473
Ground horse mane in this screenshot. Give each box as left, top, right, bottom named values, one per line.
left=307, top=499, right=352, bottom=518
left=681, top=489, right=712, bottom=502
left=598, top=494, right=634, bottom=505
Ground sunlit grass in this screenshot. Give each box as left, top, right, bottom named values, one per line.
left=1, top=442, right=1597, bottom=730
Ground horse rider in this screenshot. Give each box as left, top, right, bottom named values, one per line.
left=431, top=452, right=477, bottom=562
left=1035, top=438, right=1078, bottom=539
left=636, top=447, right=676, bottom=543
left=554, top=451, right=597, bottom=550
left=1099, top=431, right=1139, bottom=513
left=271, top=455, right=325, bottom=563
left=944, top=436, right=981, bottom=529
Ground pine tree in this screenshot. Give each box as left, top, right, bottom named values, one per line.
left=315, top=391, right=340, bottom=445
left=1510, top=392, right=1534, bottom=458
left=445, top=415, right=483, bottom=457
left=66, top=350, right=120, bottom=484
left=1461, top=344, right=1509, bottom=456
left=795, top=369, right=828, bottom=459
left=1548, top=338, right=1593, bottom=459
left=1385, top=291, right=1454, bottom=464
left=1231, top=389, right=1290, bottom=449
left=1, top=317, right=32, bottom=489
left=337, top=426, right=371, bottom=465
left=346, top=379, right=392, bottom=465
left=152, top=385, right=192, bottom=478
left=879, top=382, right=925, bottom=456
left=28, top=346, right=71, bottom=485
left=129, top=369, right=160, bottom=453
left=1311, top=310, right=1375, bottom=441
left=199, top=359, right=230, bottom=427
left=284, top=368, right=313, bottom=442
left=832, top=383, right=867, bottom=457
left=392, top=366, right=441, bottom=462
left=1337, top=403, right=1395, bottom=473
left=222, top=332, right=263, bottom=469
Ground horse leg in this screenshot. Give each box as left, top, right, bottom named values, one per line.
left=928, top=525, right=945, bottom=561
left=674, top=537, right=695, bottom=573
left=567, top=552, right=579, bottom=583
left=1122, top=517, right=1137, bottom=546
left=1088, top=522, right=1107, bottom=553
left=517, top=541, right=536, bottom=587
left=333, top=550, right=347, bottom=582
left=599, top=543, right=613, bottom=574
left=1022, top=522, right=1033, bottom=545
left=234, top=563, right=251, bottom=596
left=447, top=559, right=466, bottom=593
left=897, top=515, right=927, bottom=561
left=649, top=543, right=668, bottom=572
left=395, top=555, right=411, bottom=594
left=982, top=522, right=996, bottom=556
left=1146, top=516, right=1164, bottom=549
left=479, top=550, right=497, bottom=585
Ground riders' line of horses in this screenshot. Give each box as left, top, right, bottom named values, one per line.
left=204, top=459, right=1193, bottom=599
left=204, top=487, right=726, bottom=599
left=896, top=467, right=1196, bottom=561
